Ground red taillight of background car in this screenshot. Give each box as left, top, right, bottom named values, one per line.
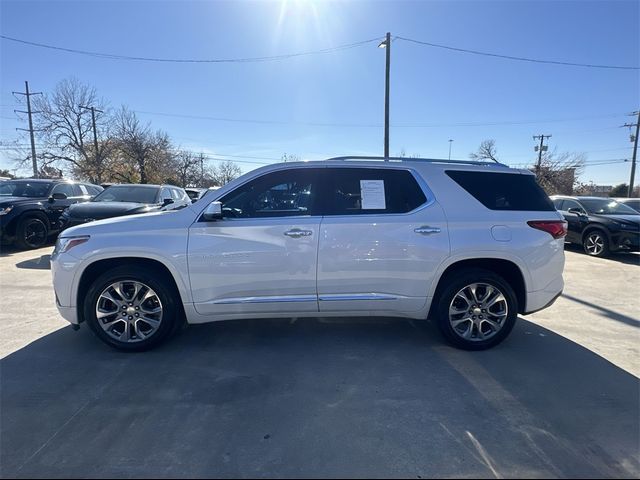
left=527, top=220, right=568, bottom=239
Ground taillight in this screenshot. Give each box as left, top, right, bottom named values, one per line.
left=527, top=220, right=567, bottom=239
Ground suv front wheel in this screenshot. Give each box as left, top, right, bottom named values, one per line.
left=434, top=268, right=518, bottom=350
left=84, top=266, right=180, bottom=351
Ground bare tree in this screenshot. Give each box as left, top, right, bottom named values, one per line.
left=535, top=149, right=586, bottom=195
left=281, top=153, right=300, bottom=163
left=174, top=150, right=206, bottom=187
left=470, top=139, right=499, bottom=163
left=33, top=78, right=112, bottom=183
left=210, top=160, right=242, bottom=186
left=112, top=107, right=174, bottom=184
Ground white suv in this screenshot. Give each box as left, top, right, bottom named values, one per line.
left=51, top=157, right=566, bottom=352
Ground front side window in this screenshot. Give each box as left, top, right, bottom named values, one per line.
left=52, top=183, right=79, bottom=198
left=323, top=168, right=426, bottom=215
left=562, top=199, right=584, bottom=212
left=219, top=169, right=320, bottom=218
left=0, top=181, right=53, bottom=198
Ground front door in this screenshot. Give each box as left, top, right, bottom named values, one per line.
left=188, top=168, right=324, bottom=316
left=317, top=167, right=449, bottom=313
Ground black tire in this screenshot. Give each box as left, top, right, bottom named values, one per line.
left=434, top=268, right=518, bottom=350
left=84, top=265, right=181, bottom=352
left=583, top=229, right=610, bottom=258
left=15, top=214, right=49, bottom=250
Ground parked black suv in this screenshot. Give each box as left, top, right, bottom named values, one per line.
left=551, top=195, right=640, bottom=257
left=0, top=179, right=102, bottom=249
left=59, top=184, right=191, bottom=230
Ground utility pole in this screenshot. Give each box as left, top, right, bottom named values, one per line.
left=13, top=81, right=42, bottom=178
left=378, top=32, right=391, bottom=159
left=79, top=105, right=104, bottom=182
left=622, top=110, right=639, bottom=197
left=533, top=134, right=552, bottom=175
left=448, top=139, right=453, bottom=161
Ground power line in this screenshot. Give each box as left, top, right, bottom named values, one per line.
left=0, top=34, right=382, bottom=63
left=396, top=36, right=639, bottom=70
left=134, top=108, right=629, bottom=128
left=3, top=33, right=638, bottom=70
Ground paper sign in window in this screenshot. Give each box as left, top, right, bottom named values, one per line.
left=360, top=180, right=386, bottom=210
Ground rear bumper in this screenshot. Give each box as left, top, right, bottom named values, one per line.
left=524, top=275, right=564, bottom=314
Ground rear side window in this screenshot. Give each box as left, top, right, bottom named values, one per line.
left=446, top=171, right=555, bottom=211
left=324, top=168, right=426, bottom=215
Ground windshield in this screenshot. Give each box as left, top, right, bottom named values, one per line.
left=92, top=186, right=159, bottom=204
left=0, top=181, right=53, bottom=198
left=580, top=198, right=639, bottom=215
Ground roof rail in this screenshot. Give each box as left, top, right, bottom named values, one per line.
left=325, top=155, right=509, bottom=167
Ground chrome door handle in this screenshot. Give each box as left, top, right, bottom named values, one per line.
left=414, top=226, right=441, bottom=235
left=284, top=229, right=313, bottom=238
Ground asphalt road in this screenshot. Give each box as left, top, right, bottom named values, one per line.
left=1, top=243, right=639, bottom=478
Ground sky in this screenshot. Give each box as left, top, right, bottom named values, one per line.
left=0, top=0, right=638, bottom=185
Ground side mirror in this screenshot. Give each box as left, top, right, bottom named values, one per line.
left=162, top=198, right=174, bottom=207
left=567, top=207, right=585, bottom=216
left=50, top=192, right=67, bottom=202
left=202, top=201, right=223, bottom=221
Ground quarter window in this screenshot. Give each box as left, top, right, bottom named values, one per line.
left=219, top=169, right=321, bottom=218
left=323, top=168, right=426, bottom=215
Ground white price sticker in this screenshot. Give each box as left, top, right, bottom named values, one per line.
left=360, top=180, right=386, bottom=210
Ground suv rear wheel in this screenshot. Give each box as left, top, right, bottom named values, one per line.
left=434, top=268, right=518, bottom=350
left=84, top=266, right=180, bottom=351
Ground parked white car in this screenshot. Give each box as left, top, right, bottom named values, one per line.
left=51, top=157, right=566, bottom=351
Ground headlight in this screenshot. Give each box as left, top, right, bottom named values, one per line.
left=0, top=206, right=13, bottom=216
left=53, top=235, right=90, bottom=256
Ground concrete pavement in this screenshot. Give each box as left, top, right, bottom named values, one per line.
left=1, top=244, right=639, bottom=478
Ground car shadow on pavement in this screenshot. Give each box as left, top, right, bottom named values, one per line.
left=562, top=293, right=640, bottom=329
left=15, top=254, right=51, bottom=270
left=1, top=317, right=638, bottom=479
left=564, top=243, right=640, bottom=265
left=0, top=243, right=54, bottom=258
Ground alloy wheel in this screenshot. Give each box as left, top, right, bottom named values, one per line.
left=585, top=233, right=605, bottom=256
left=448, top=283, right=508, bottom=342
left=24, top=218, right=47, bottom=248
left=95, top=280, right=163, bottom=343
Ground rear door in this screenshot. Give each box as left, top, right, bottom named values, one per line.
left=188, top=168, right=324, bottom=316
left=560, top=199, right=588, bottom=242
left=316, top=167, right=449, bottom=313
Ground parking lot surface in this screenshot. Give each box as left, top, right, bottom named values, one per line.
left=1, top=244, right=639, bottom=478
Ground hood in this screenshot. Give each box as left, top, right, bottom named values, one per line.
left=0, top=196, right=47, bottom=206
left=591, top=214, right=640, bottom=225
left=66, top=201, right=159, bottom=220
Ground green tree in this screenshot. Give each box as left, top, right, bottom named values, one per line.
left=609, top=183, right=629, bottom=197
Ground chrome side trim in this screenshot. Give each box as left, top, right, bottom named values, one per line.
left=318, top=293, right=401, bottom=302
left=210, top=295, right=317, bottom=305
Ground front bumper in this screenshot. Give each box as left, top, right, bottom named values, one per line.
left=51, top=250, right=81, bottom=324
left=611, top=231, right=640, bottom=252
left=56, top=304, right=79, bottom=325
